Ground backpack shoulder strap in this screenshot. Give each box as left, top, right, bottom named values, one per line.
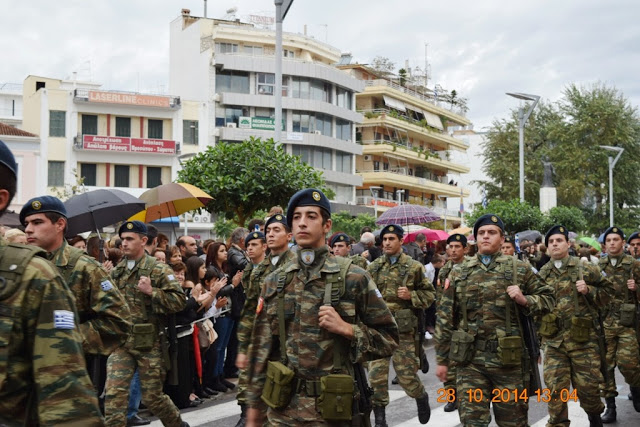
left=60, top=247, right=85, bottom=284
left=0, top=244, right=46, bottom=301
left=323, top=257, right=352, bottom=307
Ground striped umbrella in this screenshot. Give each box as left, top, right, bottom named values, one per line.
left=375, top=204, right=441, bottom=226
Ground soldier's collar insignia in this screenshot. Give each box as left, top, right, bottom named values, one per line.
left=491, top=216, right=498, bottom=223
left=126, top=222, right=134, bottom=229
left=32, top=200, right=42, bottom=210
left=312, top=191, right=321, bottom=201
left=300, top=249, right=315, bottom=265
left=480, top=254, right=492, bottom=265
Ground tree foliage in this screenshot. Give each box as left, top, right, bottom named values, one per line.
left=52, top=168, right=86, bottom=201
left=177, top=137, right=330, bottom=227
left=540, top=206, right=588, bottom=233
left=370, top=56, right=396, bottom=77
left=330, top=211, right=377, bottom=240
left=477, top=83, right=640, bottom=233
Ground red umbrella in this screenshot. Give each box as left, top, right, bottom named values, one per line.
left=404, top=228, right=450, bottom=243
left=192, top=324, right=203, bottom=382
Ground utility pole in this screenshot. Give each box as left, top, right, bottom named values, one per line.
left=274, top=0, right=294, bottom=144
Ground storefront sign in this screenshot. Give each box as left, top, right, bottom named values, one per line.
left=88, top=91, right=171, bottom=108
left=239, top=116, right=284, bottom=131
left=82, top=135, right=176, bottom=154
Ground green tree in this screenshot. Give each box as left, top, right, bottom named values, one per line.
left=51, top=168, right=86, bottom=201
left=330, top=211, right=377, bottom=240
left=466, top=199, right=544, bottom=234
left=370, top=56, right=396, bottom=78
left=398, top=68, right=408, bottom=87
left=540, top=206, right=588, bottom=233
left=178, top=137, right=330, bottom=227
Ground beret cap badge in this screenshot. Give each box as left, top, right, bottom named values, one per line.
left=491, top=216, right=498, bottom=223
left=253, top=232, right=259, bottom=238
left=456, top=235, right=461, bottom=240
left=389, top=226, right=394, bottom=231
left=32, top=200, right=42, bottom=210
left=275, top=215, right=283, bottom=220
left=126, top=223, right=134, bottom=229
left=312, top=191, right=321, bottom=201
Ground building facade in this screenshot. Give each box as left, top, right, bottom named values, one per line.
left=0, top=122, right=40, bottom=215
left=169, top=10, right=364, bottom=206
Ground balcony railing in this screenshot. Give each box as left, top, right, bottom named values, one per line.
left=359, top=167, right=449, bottom=185
left=361, top=139, right=451, bottom=161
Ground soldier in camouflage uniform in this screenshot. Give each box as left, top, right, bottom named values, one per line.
left=0, top=140, right=103, bottom=425
left=436, top=233, right=468, bottom=413
left=367, top=224, right=435, bottom=426
left=20, top=196, right=131, bottom=358
left=235, top=214, right=295, bottom=427
left=435, top=214, right=555, bottom=427
left=245, top=189, right=399, bottom=426
left=627, top=231, right=640, bottom=260
left=330, top=232, right=369, bottom=269
left=104, top=221, right=188, bottom=427
left=538, top=225, right=613, bottom=427
left=598, top=226, right=640, bottom=423
left=501, top=236, right=516, bottom=257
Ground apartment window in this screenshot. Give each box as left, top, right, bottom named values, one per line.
left=284, top=49, right=295, bottom=58
left=243, top=45, right=263, bottom=55
left=215, top=42, right=238, bottom=53
left=291, top=145, right=311, bottom=164
left=49, top=110, right=66, bottom=137
left=257, top=73, right=287, bottom=96
left=216, top=70, right=250, bottom=94
left=183, top=120, right=199, bottom=145
left=115, top=117, right=131, bottom=137
left=80, top=163, right=97, bottom=186
left=336, top=87, right=352, bottom=109
left=81, top=115, right=98, bottom=135
left=291, top=77, right=330, bottom=103
left=148, top=119, right=163, bottom=139
left=310, top=80, right=331, bottom=103
left=114, top=165, right=130, bottom=187
left=336, top=152, right=352, bottom=173
left=373, top=161, right=380, bottom=171
left=312, top=147, right=332, bottom=170
left=147, top=167, right=162, bottom=188
left=292, top=111, right=332, bottom=136
left=48, top=161, right=64, bottom=186
left=336, top=119, right=352, bottom=141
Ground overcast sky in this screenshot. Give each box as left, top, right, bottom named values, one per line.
left=2, top=0, right=638, bottom=129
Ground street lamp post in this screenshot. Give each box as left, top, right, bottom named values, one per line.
left=369, top=186, right=382, bottom=218
left=599, top=145, right=624, bottom=227
left=506, top=92, right=540, bottom=202
left=274, top=0, right=294, bottom=144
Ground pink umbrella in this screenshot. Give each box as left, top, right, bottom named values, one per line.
left=404, top=228, right=450, bottom=243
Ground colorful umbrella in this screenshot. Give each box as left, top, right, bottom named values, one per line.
left=375, top=204, right=440, bottom=226
left=404, top=228, right=450, bottom=243
left=449, top=226, right=472, bottom=235
left=578, top=236, right=601, bottom=252
left=128, top=182, right=212, bottom=222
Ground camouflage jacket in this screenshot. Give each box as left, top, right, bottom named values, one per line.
left=246, top=247, right=398, bottom=408
left=0, top=242, right=103, bottom=426
left=436, top=259, right=463, bottom=298
left=367, top=252, right=435, bottom=312
left=111, top=254, right=186, bottom=331
left=237, top=249, right=296, bottom=355
left=599, top=253, right=640, bottom=308
left=48, top=241, right=131, bottom=355
left=538, top=256, right=613, bottom=348
left=435, top=252, right=555, bottom=367
left=349, top=254, right=368, bottom=270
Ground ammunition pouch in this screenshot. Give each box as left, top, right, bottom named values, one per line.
left=497, top=336, right=522, bottom=367
left=570, top=316, right=592, bottom=343
left=539, top=313, right=559, bottom=337
left=449, top=329, right=475, bottom=364
left=317, top=374, right=354, bottom=421
left=261, top=360, right=295, bottom=409
left=394, top=308, right=417, bottom=333
left=132, top=323, right=155, bottom=352
left=620, top=303, right=636, bottom=327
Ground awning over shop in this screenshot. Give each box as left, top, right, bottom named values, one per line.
left=422, top=110, right=444, bottom=130
left=383, top=95, right=407, bottom=112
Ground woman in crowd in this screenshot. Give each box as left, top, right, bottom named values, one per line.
left=67, top=235, right=87, bottom=251
left=167, top=245, right=182, bottom=266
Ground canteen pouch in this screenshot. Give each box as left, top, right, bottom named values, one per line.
left=261, top=360, right=295, bottom=409
left=318, top=374, right=354, bottom=421
left=539, top=313, right=559, bottom=337
left=132, top=323, right=155, bottom=351
left=497, top=336, right=523, bottom=367
left=449, top=330, right=475, bottom=363
left=620, top=303, right=636, bottom=327
left=394, top=309, right=417, bottom=333
left=570, top=316, right=591, bottom=343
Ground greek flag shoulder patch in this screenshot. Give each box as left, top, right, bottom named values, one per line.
left=101, top=280, right=113, bottom=291
left=54, top=310, right=75, bottom=329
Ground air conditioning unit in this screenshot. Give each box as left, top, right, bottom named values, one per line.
left=227, top=123, right=237, bottom=128
left=201, top=214, right=211, bottom=222
left=193, top=214, right=202, bottom=223
left=213, top=93, right=221, bottom=102
left=364, top=155, right=372, bottom=161
left=313, top=130, right=322, bottom=135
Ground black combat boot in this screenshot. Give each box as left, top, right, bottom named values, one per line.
left=601, top=397, right=616, bottom=424
left=630, top=386, right=640, bottom=412
left=443, top=395, right=458, bottom=412
left=234, top=404, right=246, bottom=427
left=373, top=406, right=388, bottom=427
left=588, top=413, right=603, bottom=427
left=391, top=376, right=399, bottom=385
left=416, top=392, right=430, bottom=424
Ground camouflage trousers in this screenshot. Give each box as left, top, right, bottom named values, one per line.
left=237, top=366, right=248, bottom=405
left=265, top=393, right=351, bottom=425
left=602, top=318, right=640, bottom=398
left=369, top=332, right=424, bottom=406
left=104, top=340, right=182, bottom=427
left=457, top=362, right=528, bottom=427
left=543, top=342, right=604, bottom=426
left=444, top=364, right=458, bottom=392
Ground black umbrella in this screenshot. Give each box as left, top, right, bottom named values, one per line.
left=0, top=211, right=22, bottom=228
left=64, top=189, right=146, bottom=236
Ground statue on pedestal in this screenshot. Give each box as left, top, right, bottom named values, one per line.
left=542, top=159, right=555, bottom=188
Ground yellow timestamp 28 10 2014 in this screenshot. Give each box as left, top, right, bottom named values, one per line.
left=436, top=387, right=578, bottom=403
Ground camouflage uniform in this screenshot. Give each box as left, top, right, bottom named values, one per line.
left=104, top=253, right=186, bottom=427
left=367, top=252, right=435, bottom=406
left=236, top=249, right=296, bottom=406
left=246, top=247, right=399, bottom=425
left=0, top=242, right=103, bottom=426
left=435, top=253, right=555, bottom=427
left=538, top=256, right=612, bottom=426
left=436, top=259, right=463, bottom=395
left=599, top=254, right=640, bottom=398
left=350, top=254, right=369, bottom=270
left=47, top=240, right=131, bottom=355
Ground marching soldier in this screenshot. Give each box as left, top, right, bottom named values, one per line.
left=104, top=221, right=189, bottom=427
left=435, top=214, right=555, bottom=427
left=330, top=232, right=368, bottom=269
left=245, top=189, right=398, bottom=426
left=627, top=231, right=640, bottom=260
left=599, top=226, right=640, bottom=423
left=538, top=225, right=613, bottom=427
left=0, top=140, right=102, bottom=425
left=367, top=224, right=435, bottom=426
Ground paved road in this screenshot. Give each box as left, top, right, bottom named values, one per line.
left=145, top=340, right=638, bottom=426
